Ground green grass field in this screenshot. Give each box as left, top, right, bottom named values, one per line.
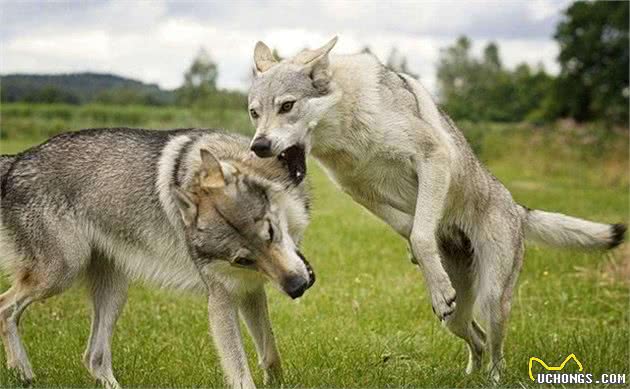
left=0, top=104, right=628, bottom=387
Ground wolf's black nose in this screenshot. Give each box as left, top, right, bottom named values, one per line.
left=283, top=276, right=309, bottom=299
left=251, top=136, right=273, bottom=158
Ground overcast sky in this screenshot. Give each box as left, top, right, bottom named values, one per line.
left=1, top=0, right=572, bottom=93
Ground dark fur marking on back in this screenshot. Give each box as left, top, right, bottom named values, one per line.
left=172, top=137, right=196, bottom=187
left=0, top=155, right=17, bottom=198
left=396, top=72, right=421, bottom=118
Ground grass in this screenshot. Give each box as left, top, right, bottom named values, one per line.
left=0, top=105, right=628, bottom=387
left=0, top=103, right=253, bottom=141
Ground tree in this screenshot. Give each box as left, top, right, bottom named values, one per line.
left=95, top=87, right=168, bottom=106
left=271, top=48, right=282, bottom=61
left=437, top=36, right=553, bottom=123
left=23, top=86, right=80, bottom=104
left=177, top=48, right=219, bottom=105
left=483, top=42, right=501, bottom=70
left=551, top=1, right=629, bottom=124
left=386, top=47, right=418, bottom=78
left=437, top=36, right=483, bottom=120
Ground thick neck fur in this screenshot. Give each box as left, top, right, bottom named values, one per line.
left=310, top=53, right=387, bottom=158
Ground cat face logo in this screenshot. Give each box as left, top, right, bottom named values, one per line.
left=529, top=353, right=584, bottom=381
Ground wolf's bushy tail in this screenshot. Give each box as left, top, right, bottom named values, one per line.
left=523, top=207, right=626, bottom=250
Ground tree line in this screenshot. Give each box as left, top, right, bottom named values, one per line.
left=1, top=1, right=626, bottom=126
left=1, top=73, right=175, bottom=106
left=437, top=0, right=627, bottom=125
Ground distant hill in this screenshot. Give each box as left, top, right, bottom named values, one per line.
left=0, top=73, right=176, bottom=105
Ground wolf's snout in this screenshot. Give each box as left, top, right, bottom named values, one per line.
left=250, top=136, right=273, bottom=158
left=283, top=275, right=309, bottom=299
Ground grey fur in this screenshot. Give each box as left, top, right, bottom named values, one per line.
left=248, top=38, right=626, bottom=382
left=0, top=128, right=312, bottom=388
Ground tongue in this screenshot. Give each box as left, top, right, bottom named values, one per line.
left=278, top=145, right=306, bottom=185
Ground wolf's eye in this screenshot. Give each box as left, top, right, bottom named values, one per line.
left=279, top=101, right=295, bottom=114
left=250, top=109, right=259, bottom=119
left=234, top=257, right=256, bottom=267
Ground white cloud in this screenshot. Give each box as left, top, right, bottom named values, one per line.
left=7, top=30, right=110, bottom=62
left=0, top=0, right=571, bottom=94
left=489, top=39, right=559, bottom=73
left=527, top=0, right=570, bottom=21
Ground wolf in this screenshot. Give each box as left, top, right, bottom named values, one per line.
left=247, top=37, right=626, bottom=381
left=0, top=128, right=313, bottom=389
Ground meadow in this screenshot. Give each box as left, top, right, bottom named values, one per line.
left=0, top=103, right=628, bottom=387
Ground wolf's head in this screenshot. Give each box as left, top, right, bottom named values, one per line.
left=171, top=149, right=314, bottom=299
left=248, top=37, right=340, bottom=164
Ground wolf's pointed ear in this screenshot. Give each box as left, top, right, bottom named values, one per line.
left=199, top=149, right=225, bottom=189
left=295, top=36, right=338, bottom=93
left=254, top=41, right=278, bottom=73
left=171, top=185, right=197, bottom=227
left=295, top=36, right=338, bottom=66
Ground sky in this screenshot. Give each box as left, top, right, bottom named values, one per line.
left=1, top=0, right=573, bottom=94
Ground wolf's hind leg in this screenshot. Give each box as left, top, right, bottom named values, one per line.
left=83, top=257, right=128, bottom=389
left=442, top=291, right=485, bottom=374
left=0, top=285, right=35, bottom=382
left=440, top=229, right=484, bottom=374
left=445, top=318, right=485, bottom=375
left=0, top=288, right=17, bottom=365
left=474, top=219, right=524, bottom=383
left=0, top=262, right=79, bottom=384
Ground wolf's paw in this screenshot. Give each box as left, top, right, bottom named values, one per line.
left=262, top=360, right=283, bottom=385
left=102, top=378, right=122, bottom=389
left=465, top=348, right=483, bottom=374
left=429, top=278, right=456, bottom=322
left=7, top=357, right=34, bottom=386
left=488, top=359, right=505, bottom=384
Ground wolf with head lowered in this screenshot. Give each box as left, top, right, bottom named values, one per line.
left=0, top=128, right=313, bottom=389
left=248, top=37, right=626, bottom=381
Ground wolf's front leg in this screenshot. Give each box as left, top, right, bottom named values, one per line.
left=410, top=148, right=456, bottom=322
left=238, top=287, right=282, bottom=385
left=207, top=285, right=256, bottom=389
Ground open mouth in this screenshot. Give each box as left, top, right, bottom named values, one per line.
left=296, top=250, right=316, bottom=288
left=278, top=144, right=306, bottom=185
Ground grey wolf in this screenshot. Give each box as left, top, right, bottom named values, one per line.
left=0, top=128, right=313, bottom=389
left=247, top=37, right=626, bottom=382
